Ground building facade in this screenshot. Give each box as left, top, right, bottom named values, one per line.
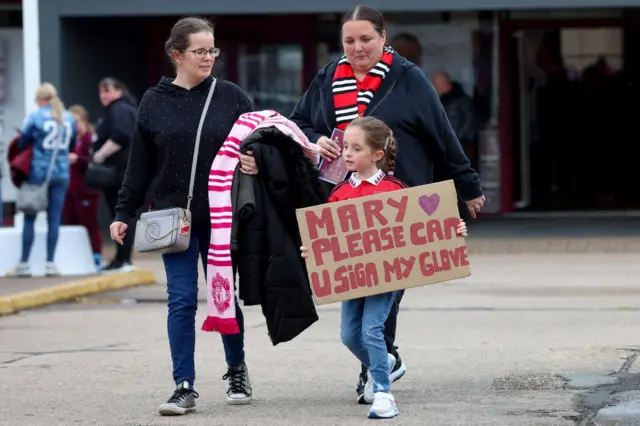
left=3, top=0, right=640, bottom=218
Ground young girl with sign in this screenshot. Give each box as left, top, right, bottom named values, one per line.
left=301, top=116, right=468, bottom=419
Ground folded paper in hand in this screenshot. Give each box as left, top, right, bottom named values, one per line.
left=318, top=128, right=348, bottom=185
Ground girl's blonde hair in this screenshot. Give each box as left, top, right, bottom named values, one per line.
left=35, top=82, right=65, bottom=124
left=347, top=116, right=397, bottom=174
left=68, top=104, right=94, bottom=134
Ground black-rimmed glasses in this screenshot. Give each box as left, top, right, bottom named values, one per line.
left=183, top=48, right=221, bottom=59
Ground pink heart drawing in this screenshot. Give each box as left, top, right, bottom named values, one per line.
left=418, top=194, right=440, bottom=216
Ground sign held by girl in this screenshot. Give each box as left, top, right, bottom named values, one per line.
left=297, top=179, right=471, bottom=304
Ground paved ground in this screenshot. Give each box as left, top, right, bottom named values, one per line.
left=0, top=275, right=83, bottom=297
left=2, top=253, right=640, bottom=425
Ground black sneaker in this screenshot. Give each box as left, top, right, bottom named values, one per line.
left=356, top=369, right=368, bottom=405
left=223, top=362, right=252, bottom=405
left=101, top=260, right=135, bottom=274
left=157, top=381, right=199, bottom=416
left=390, top=354, right=407, bottom=383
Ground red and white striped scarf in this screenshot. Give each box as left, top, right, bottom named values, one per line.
left=332, top=45, right=394, bottom=130
left=202, top=110, right=321, bottom=334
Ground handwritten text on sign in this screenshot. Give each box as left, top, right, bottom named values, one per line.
left=296, top=180, right=471, bottom=304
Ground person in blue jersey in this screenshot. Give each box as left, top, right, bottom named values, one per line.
left=8, top=83, right=76, bottom=277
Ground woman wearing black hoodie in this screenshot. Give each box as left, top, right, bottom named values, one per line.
left=110, top=17, right=256, bottom=416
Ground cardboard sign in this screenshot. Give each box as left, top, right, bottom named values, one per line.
left=318, top=128, right=349, bottom=185
left=296, top=180, right=470, bottom=304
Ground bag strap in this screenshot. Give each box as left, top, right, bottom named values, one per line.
left=44, top=122, right=63, bottom=185
left=186, top=78, right=217, bottom=211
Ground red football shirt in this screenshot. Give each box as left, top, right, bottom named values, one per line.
left=328, top=170, right=407, bottom=203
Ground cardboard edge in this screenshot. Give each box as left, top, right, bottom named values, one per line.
left=0, top=269, right=157, bottom=316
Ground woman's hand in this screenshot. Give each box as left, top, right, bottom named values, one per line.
left=68, top=152, right=78, bottom=165
left=239, top=150, right=258, bottom=175
left=300, top=246, right=309, bottom=259
left=317, top=136, right=341, bottom=161
left=456, top=220, right=468, bottom=237
left=109, top=221, right=128, bottom=245
left=465, top=195, right=486, bottom=219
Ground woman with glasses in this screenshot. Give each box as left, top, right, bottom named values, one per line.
left=110, top=16, right=256, bottom=416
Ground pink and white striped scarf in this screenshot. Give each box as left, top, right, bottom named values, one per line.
left=202, top=110, right=320, bottom=334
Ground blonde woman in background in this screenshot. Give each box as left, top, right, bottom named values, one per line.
left=7, top=83, right=76, bottom=277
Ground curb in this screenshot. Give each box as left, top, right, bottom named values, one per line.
left=0, top=269, right=157, bottom=316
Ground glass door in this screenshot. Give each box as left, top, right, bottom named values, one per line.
left=513, top=29, right=550, bottom=210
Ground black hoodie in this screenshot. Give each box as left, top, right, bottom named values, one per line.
left=114, top=76, right=253, bottom=228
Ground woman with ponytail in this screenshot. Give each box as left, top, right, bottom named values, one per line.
left=7, top=82, right=76, bottom=277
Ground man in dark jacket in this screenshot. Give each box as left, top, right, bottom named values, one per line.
left=391, top=36, right=477, bottom=170
left=432, top=71, right=477, bottom=221
left=432, top=71, right=476, bottom=166
left=91, top=77, right=137, bottom=273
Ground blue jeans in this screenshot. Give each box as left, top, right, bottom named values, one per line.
left=341, top=291, right=398, bottom=393
left=162, top=227, right=245, bottom=388
left=21, top=179, right=69, bottom=263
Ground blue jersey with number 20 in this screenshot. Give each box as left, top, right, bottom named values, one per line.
left=19, top=105, right=77, bottom=185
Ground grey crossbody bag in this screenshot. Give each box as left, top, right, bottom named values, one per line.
left=16, top=125, right=62, bottom=215
left=133, top=78, right=217, bottom=254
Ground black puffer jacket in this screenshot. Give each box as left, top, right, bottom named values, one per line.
left=233, top=127, right=328, bottom=345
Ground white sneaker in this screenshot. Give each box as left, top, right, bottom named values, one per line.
left=363, top=353, right=396, bottom=404
left=45, top=262, right=60, bottom=277
left=6, top=262, right=31, bottom=278
left=368, top=392, right=398, bottom=419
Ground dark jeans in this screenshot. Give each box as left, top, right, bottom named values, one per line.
left=21, top=179, right=69, bottom=263
left=360, top=289, right=404, bottom=374
left=162, top=226, right=245, bottom=387
left=104, top=185, right=135, bottom=263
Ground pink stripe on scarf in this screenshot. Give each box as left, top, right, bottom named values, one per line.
left=202, top=110, right=320, bottom=334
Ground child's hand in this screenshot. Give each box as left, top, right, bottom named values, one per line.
left=456, top=220, right=468, bottom=237
left=300, top=246, right=309, bottom=259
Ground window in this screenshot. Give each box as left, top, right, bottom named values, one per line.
left=561, top=27, right=623, bottom=72
left=238, top=44, right=302, bottom=116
